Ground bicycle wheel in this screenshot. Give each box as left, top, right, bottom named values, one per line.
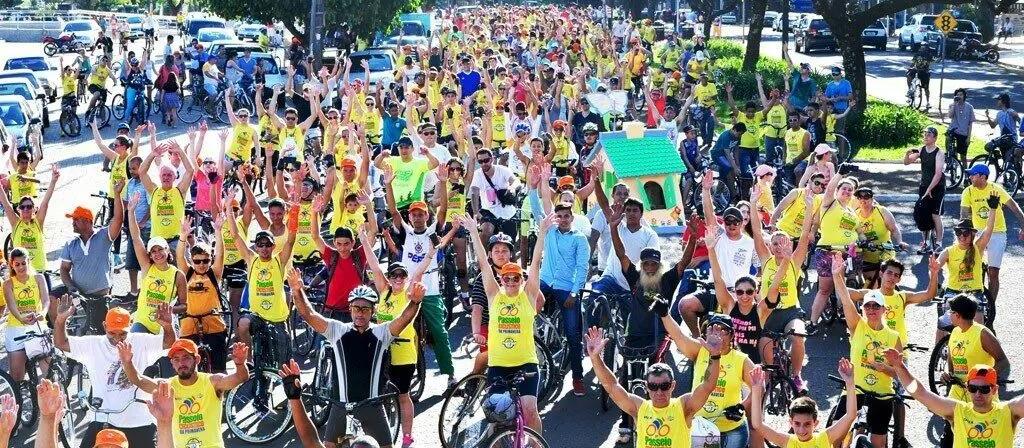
left=177, top=94, right=205, bottom=124
left=536, top=341, right=561, bottom=407
left=438, top=373, right=490, bottom=448
left=1001, top=169, right=1021, bottom=197
left=710, top=177, right=732, bottom=213
left=485, top=427, right=550, bottom=448
left=111, top=93, right=126, bottom=120
left=307, top=346, right=334, bottom=428
left=833, top=134, right=854, bottom=165
left=945, top=155, right=964, bottom=190
left=47, top=362, right=76, bottom=448
left=17, top=380, right=37, bottom=429
left=928, top=334, right=952, bottom=396
left=131, top=96, right=150, bottom=126
left=409, top=349, right=427, bottom=403
left=60, top=110, right=82, bottom=137
left=224, top=369, right=293, bottom=443
left=0, top=371, right=22, bottom=437
left=762, top=371, right=797, bottom=416
left=290, top=309, right=314, bottom=355
left=381, top=383, right=402, bottom=445
left=969, top=154, right=1002, bottom=183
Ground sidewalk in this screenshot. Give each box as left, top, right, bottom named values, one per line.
left=994, top=36, right=1024, bottom=70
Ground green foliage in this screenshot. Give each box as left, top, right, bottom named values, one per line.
left=199, top=0, right=420, bottom=41
left=705, top=39, right=744, bottom=59
left=711, top=56, right=827, bottom=104
left=847, top=100, right=927, bottom=149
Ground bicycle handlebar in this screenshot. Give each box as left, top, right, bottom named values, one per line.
left=827, top=375, right=908, bottom=401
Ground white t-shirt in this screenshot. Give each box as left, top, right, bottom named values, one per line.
left=410, top=135, right=452, bottom=194
left=398, top=221, right=440, bottom=295
left=68, top=333, right=164, bottom=428
left=504, top=142, right=532, bottom=177
left=471, top=165, right=518, bottom=220
left=714, top=231, right=755, bottom=287
left=598, top=221, right=659, bottom=289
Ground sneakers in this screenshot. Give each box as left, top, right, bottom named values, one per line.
left=572, top=378, right=587, bottom=396
left=402, top=434, right=414, bottom=448
left=792, top=374, right=807, bottom=393
left=616, top=427, right=632, bottom=444
left=458, top=292, right=471, bottom=311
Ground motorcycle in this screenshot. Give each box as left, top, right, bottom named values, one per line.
left=43, top=34, right=84, bottom=57
left=951, top=38, right=999, bottom=63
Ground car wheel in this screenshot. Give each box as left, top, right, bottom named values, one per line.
left=898, top=35, right=906, bottom=51
left=877, top=43, right=886, bottom=51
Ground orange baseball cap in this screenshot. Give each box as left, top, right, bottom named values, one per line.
left=557, top=176, right=575, bottom=189
left=552, top=120, right=567, bottom=130
left=498, top=263, right=524, bottom=277
left=967, top=364, right=997, bottom=386
left=168, top=339, right=199, bottom=358
left=340, top=157, right=357, bottom=168
left=94, top=428, right=129, bottom=448
left=104, top=307, right=132, bottom=332
left=409, top=201, right=429, bottom=213
left=66, top=206, right=94, bottom=222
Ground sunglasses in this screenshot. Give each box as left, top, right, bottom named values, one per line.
left=421, top=131, right=436, bottom=136
left=501, top=275, right=522, bottom=283
left=286, top=116, right=298, bottom=121
left=967, top=384, right=993, bottom=395
left=647, top=381, right=673, bottom=392
left=238, top=114, right=250, bottom=119
left=478, top=158, right=493, bottom=164
left=387, top=272, right=408, bottom=280
left=724, top=219, right=742, bottom=226
left=255, top=242, right=274, bottom=248
left=203, top=161, right=216, bottom=165
left=954, top=229, right=974, bottom=236
left=18, top=204, right=34, bottom=210
left=812, top=181, right=824, bottom=187
left=351, top=305, right=374, bottom=313
left=735, top=288, right=755, bottom=296
left=193, top=258, right=211, bottom=265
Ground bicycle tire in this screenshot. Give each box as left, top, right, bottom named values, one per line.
left=833, top=134, right=854, bottom=165
left=87, top=104, right=112, bottom=129
left=307, top=346, right=335, bottom=428
left=969, top=154, right=1002, bottom=182
left=0, top=370, right=21, bottom=438
left=945, top=155, right=964, bottom=190
left=130, top=96, right=150, bottom=126
left=438, top=373, right=490, bottom=448
left=928, top=334, right=952, bottom=396
left=177, top=94, right=205, bottom=124
left=223, top=369, right=293, bottom=443
left=17, top=380, right=38, bottom=429
left=1002, top=169, right=1021, bottom=197
left=111, top=93, right=126, bottom=120
left=536, top=340, right=561, bottom=407
left=409, top=347, right=427, bottom=403
left=485, top=426, right=550, bottom=448
left=60, top=110, right=82, bottom=137
left=762, top=372, right=797, bottom=416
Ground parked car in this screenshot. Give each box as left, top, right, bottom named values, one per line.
left=861, top=20, right=888, bottom=50
left=773, top=13, right=802, bottom=32
left=0, top=95, right=42, bottom=154
left=196, top=27, right=237, bottom=47
left=763, top=11, right=780, bottom=28
left=1, top=56, right=59, bottom=103
left=0, top=70, right=46, bottom=97
left=897, top=13, right=938, bottom=52
left=924, top=20, right=981, bottom=56
left=720, top=11, right=738, bottom=25
left=236, top=23, right=266, bottom=41
left=0, top=80, right=47, bottom=129
left=250, top=52, right=285, bottom=89
left=121, top=14, right=144, bottom=41
left=60, top=19, right=102, bottom=47
left=207, top=40, right=263, bottom=70
left=345, top=48, right=396, bottom=93
left=794, top=18, right=836, bottom=53
left=185, top=17, right=226, bottom=38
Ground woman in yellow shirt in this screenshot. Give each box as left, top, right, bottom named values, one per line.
left=175, top=215, right=229, bottom=373
left=3, top=247, right=49, bottom=383
left=0, top=164, right=59, bottom=275
left=937, top=208, right=998, bottom=327
left=751, top=360, right=858, bottom=448
left=127, top=193, right=186, bottom=334
left=809, top=174, right=861, bottom=326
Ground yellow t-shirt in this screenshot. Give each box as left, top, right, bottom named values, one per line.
left=851, top=320, right=900, bottom=395
left=292, top=202, right=316, bottom=260
left=882, top=291, right=909, bottom=344
left=686, top=59, right=705, bottom=81
left=857, top=206, right=893, bottom=264
left=150, top=187, right=185, bottom=240
left=944, top=244, right=984, bottom=292
left=170, top=373, right=224, bottom=448
left=89, top=65, right=111, bottom=87
left=785, top=432, right=831, bottom=448
left=626, top=51, right=647, bottom=76
left=222, top=217, right=246, bottom=266
left=6, top=274, right=42, bottom=328
left=445, top=183, right=466, bottom=224
left=761, top=256, right=801, bottom=310
left=784, top=127, right=809, bottom=162
left=330, top=177, right=366, bottom=233
left=61, top=73, right=77, bottom=96
left=376, top=287, right=417, bottom=365
left=386, top=156, right=430, bottom=209
left=228, top=123, right=256, bottom=162
left=817, top=202, right=860, bottom=247
left=947, top=324, right=994, bottom=402
left=9, top=170, right=38, bottom=202
left=247, top=256, right=288, bottom=323
left=181, top=270, right=227, bottom=337
left=735, top=111, right=764, bottom=149
left=488, top=289, right=538, bottom=367
left=12, top=219, right=45, bottom=272
left=363, top=109, right=383, bottom=144
left=135, top=264, right=179, bottom=333
left=109, top=154, right=129, bottom=195
left=777, top=188, right=822, bottom=238
left=692, top=348, right=747, bottom=432
left=635, top=399, right=691, bottom=448
left=764, top=105, right=788, bottom=138
left=952, top=401, right=1014, bottom=448
left=277, top=125, right=305, bottom=160
left=440, top=105, right=463, bottom=138
left=693, top=83, right=718, bottom=108
left=960, top=183, right=1011, bottom=233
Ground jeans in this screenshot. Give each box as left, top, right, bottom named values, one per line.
left=763, top=137, right=784, bottom=165
left=125, top=86, right=142, bottom=121
left=421, top=294, right=454, bottom=376
left=720, top=424, right=750, bottom=448
left=737, top=147, right=759, bottom=179
left=540, top=282, right=584, bottom=380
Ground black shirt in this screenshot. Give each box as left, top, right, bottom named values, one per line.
left=570, top=111, right=605, bottom=148
left=729, top=305, right=762, bottom=363
left=622, top=263, right=682, bottom=349
left=805, top=117, right=825, bottom=148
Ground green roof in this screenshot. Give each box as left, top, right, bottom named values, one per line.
left=603, top=137, right=685, bottom=178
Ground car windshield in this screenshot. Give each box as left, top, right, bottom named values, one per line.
left=255, top=57, right=279, bottom=74
left=5, top=58, right=48, bottom=71
left=127, top=17, right=142, bottom=24
left=200, top=30, right=231, bottom=41
left=0, top=82, right=32, bottom=99
left=349, top=54, right=392, bottom=72
left=0, top=103, right=26, bottom=126
left=65, top=22, right=93, bottom=32
left=955, top=22, right=976, bottom=32
left=920, top=16, right=936, bottom=27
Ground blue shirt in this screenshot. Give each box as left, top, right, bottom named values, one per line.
left=236, top=56, right=257, bottom=78
left=381, top=115, right=407, bottom=147
left=456, top=70, right=482, bottom=99
left=788, top=69, right=818, bottom=110
left=996, top=109, right=1019, bottom=136
left=711, top=129, right=738, bottom=156
left=681, top=138, right=700, bottom=170
left=59, top=227, right=114, bottom=295
left=538, top=221, right=590, bottom=294
left=824, top=78, right=853, bottom=113
left=124, top=177, right=150, bottom=229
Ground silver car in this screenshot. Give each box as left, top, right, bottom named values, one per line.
left=0, top=95, right=43, bottom=154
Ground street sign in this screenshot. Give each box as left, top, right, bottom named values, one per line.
left=936, top=10, right=958, bottom=34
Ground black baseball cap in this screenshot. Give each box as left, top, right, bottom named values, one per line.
left=640, top=248, right=661, bottom=263
left=253, top=230, right=275, bottom=245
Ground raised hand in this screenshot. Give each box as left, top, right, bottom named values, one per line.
left=146, top=381, right=174, bottom=426
left=749, top=365, right=765, bottom=388
left=837, top=357, right=854, bottom=383
left=830, top=252, right=845, bottom=278
left=230, top=342, right=249, bottom=366
left=286, top=267, right=302, bottom=290
left=408, top=282, right=426, bottom=303
left=0, top=394, right=18, bottom=437
left=36, top=379, right=65, bottom=419
left=113, top=179, right=126, bottom=195
left=155, top=303, right=172, bottom=327
left=116, top=341, right=133, bottom=364
left=127, top=191, right=142, bottom=211
left=585, top=326, right=608, bottom=358
left=704, top=221, right=719, bottom=248
left=382, top=164, right=395, bottom=185
left=928, top=254, right=940, bottom=275
left=702, top=169, right=714, bottom=190
left=219, top=128, right=231, bottom=142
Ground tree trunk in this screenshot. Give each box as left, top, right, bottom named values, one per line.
left=837, top=31, right=868, bottom=110
left=743, top=0, right=768, bottom=70
left=702, top=17, right=713, bottom=40
left=626, top=0, right=644, bottom=20
left=284, top=20, right=307, bottom=44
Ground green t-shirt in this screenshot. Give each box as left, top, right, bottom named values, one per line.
left=387, top=156, right=429, bottom=208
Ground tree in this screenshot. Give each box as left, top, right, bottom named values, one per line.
left=162, top=0, right=186, bottom=15
left=687, top=0, right=741, bottom=39
left=742, top=0, right=769, bottom=70
left=815, top=0, right=1017, bottom=111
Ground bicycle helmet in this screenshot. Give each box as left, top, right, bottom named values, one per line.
left=513, top=122, right=531, bottom=136
left=488, top=232, right=514, bottom=251
left=348, top=285, right=379, bottom=305
left=582, top=122, right=599, bottom=134
left=702, top=312, right=734, bottom=335
left=116, top=122, right=131, bottom=133
left=482, top=392, right=516, bottom=424
left=129, top=58, right=140, bottom=66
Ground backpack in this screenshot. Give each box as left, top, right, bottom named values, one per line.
left=186, top=266, right=223, bottom=304
left=913, top=199, right=935, bottom=232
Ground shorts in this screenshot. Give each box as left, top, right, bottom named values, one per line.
left=144, top=29, right=155, bottom=38
left=388, top=363, right=415, bottom=394
left=224, top=260, right=248, bottom=289
left=937, top=290, right=986, bottom=329
left=831, top=393, right=894, bottom=435
left=986, top=232, right=1007, bottom=268
left=243, top=312, right=292, bottom=367
left=763, top=306, right=804, bottom=334
left=88, top=84, right=105, bottom=94
left=813, top=248, right=851, bottom=278
left=693, top=290, right=718, bottom=314
left=480, top=210, right=518, bottom=239
left=487, top=363, right=540, bottom=397
left=713, top=153, right=733, bottom=175
left=324, top=400, right=393, bottom=445
left=5, top=326, right=33, bottom=351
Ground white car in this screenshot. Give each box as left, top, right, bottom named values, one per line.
left=196, top=27, right=237, bottom=47
left=345, top=49, right=396, bottom=93
left=0, top=95, right=42, bottom=154
left=0, top=80, right=45, bottom=128
left=1, top=56, right=59, bottom=103
left=897, top=14, right=938, bottom=52
left=60, top=19, right=102, bottom=47
left=764, top=11, right=780, bottom=28
left=236, top=24, right=266, bottom=41
left=122, top=15, right=144, bottom=41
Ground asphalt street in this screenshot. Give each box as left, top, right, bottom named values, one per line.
left=1, top=35, right=1024, bottom=447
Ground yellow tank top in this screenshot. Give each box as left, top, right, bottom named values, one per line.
left=761, top=256, right=801, bottom=309
left=817, top=202, right=859, bottom=247
left=882, top=291, right=908, bottom=344
left=228, top=123, right=256, bottom=162
left=446, top=184, right=466, bottom=224
left=851, top=320, right=900, bottom=395
left=248, top=256, right=287, bottom=323
left=784, top=128, right=809, bottom=161
left=222, top=217, right=246, bottom=266
left=692, top=348, right=747, bottom=432
left=377, top=288, right=417, bottom=366
left=764, top=105, right=787, bottom=138
left=635, top=399, right=691, bottom=448
left=756, top=182, right=775, bottom=216
left=948, top=324, right=994, bottom=401
left=292, top=202, right=316, bottom=260
left=109, top=154, right=129, bottom=195
left=550, top=136, right=571, bottom=168
left=181, top=270, right=226, bottom=337
left=945, top=244, right=984, bottom=291
left=170, top=373, right=224, bottom=448
left=857, top=206, right=893, bottom=264
left=151, top=187, right=185, bottom=240
left=258, top=115, right=279, bottom=145
left=332, top=133, right=350, bottom=156
left=277, top=125, right=305, bottom=160
left=778, top=189, right=822, bottom=238
left=824, top=114, right=837, bottom=143
left=492, top=104, right=506, bottom=141
left=488, top=290, right=538, bottom=367
left=9, top=170, right=37, bottom=201
left=363, top=111, right=382, bottom=144
left=330, top=178, right=366, bottom=233
left=13, top=219, right=46, bottom=272
left=735, top=112, right=764, bottom=149
left=7, top=274, right=42, bottom=328
left=785, top=432, right=831, bottom=448
left=440, top=106, right=463, bottom=138
left=135, top=264, right=179, bottom=333
left=952, top=401, right=1013, bottom=448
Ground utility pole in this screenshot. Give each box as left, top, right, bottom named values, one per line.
left=781, top=0, right=790, bottom=55
left=309, top=0, right=325, bottom=69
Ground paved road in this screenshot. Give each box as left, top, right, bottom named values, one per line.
left=3, top=37, right=1024, bottom=448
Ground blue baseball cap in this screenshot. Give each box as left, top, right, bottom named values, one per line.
left=967, top=164, right=990, bottom=177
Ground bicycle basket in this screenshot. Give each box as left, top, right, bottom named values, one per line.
left=482, top=392, right=515, bottom=424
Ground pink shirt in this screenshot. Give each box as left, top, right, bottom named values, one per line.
left=194, top=170, right=222, bottom=212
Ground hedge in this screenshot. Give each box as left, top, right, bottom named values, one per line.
left=846, top=100, right=928, bottom=149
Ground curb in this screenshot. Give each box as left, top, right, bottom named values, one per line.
left=875, top=193, right=961, bottom=203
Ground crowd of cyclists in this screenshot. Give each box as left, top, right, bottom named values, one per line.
left=0, top=3, right=1024, bottom=448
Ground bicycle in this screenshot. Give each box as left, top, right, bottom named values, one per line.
left=688, top=103, right=716, bottom=148
left=301, top=385, right=403, bottom=447
left=533, top=314, right=565, bottom=407
left=688, top=161, right=732, bottom=214
left=906, top=76, right=924, bottom=110
left=943, top=128, right=966, bottom=190
left=59, top=95, right=82, bottom=137
left=927, top=289, right=989, bottom=396
left=7, top=325, right=78, bottom=447
left=91, top=191, right=114, bottom=227
left=970, top=134, right=1023, bottom=196
left=579, top=289, right=628, bottom=412
left=181, top=310, right=233, bottom=374
left=223, top=317, right=293, bottom=443
left=824, top=375, right=913, bottom=448
left=830, top=133, right=856, bottom=166
left=760, top=329, right=805, bottom=416
left=84, top=88, right=112, bottom=129
left=439, top=370, right=550, bottom=448
left=111, top=86, right=151, bottom=126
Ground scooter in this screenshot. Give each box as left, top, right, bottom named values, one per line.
left=951, top=37, right=999, bottom=63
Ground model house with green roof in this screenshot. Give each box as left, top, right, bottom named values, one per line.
left=598, top=128, right=687, bottom=233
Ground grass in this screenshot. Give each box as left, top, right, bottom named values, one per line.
left=853, top=121, right=987, bottom=162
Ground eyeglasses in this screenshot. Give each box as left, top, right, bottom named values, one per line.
left=387, top=272, right=408, bottom=280
left=735, top=289, right=755, bottom=296
left=967, top=384, right=993, bottom=395
left=351, top=305, right=374, bottom=313
left=18, top=204, right=34, bottom=210
left=478, top=158, right=492, bottom=164
left=193, top=258, right=211, bottom=265
left=646, top=381, right=673, bottom=391
left=255, top=242, right=274, bottom=248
